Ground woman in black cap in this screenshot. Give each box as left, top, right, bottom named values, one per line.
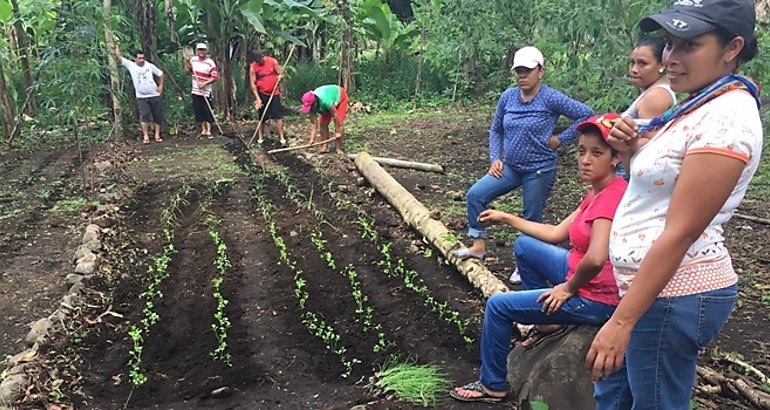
left=586, top=1, right=762, bottom=408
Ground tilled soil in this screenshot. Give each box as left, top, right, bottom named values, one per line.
left=2, top=110, right=768, bottom=409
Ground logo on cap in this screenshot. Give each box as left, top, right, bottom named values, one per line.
left=668, top=19, right=689, bottom=30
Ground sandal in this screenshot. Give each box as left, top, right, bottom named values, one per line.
left=154, top=136, right=163, bottom=143
left=450, top=381, right=505, bottom=403
left=142, top=138, right=150, bottom=145
left=521, top=325, right=568, bottom=348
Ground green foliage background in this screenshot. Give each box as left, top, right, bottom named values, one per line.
left=1, top=0, right=769, bottom=148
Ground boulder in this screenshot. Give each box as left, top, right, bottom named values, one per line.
left=506, top=325, right=599, bottom=410
left=72, top=245, right=94, bottom=262
left=75, top=253, right=98, bottom=275
left=82, top=239, right=102, bottom=252
left=25, top=318, right=53, bottom=345
left=0, top=373, right=27, bottom=405
left=65, top=273, right=84, bottom=286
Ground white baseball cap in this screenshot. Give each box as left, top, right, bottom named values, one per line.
left=512, top=46, right=544, bottom=69
left=196, top=43, right=207, bottom=50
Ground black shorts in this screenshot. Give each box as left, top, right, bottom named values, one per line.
left=137, top=96, right=164, bottom=124
left=192, top=94, right=215, bottom=123
left=257, top=92, right=283, bottom=120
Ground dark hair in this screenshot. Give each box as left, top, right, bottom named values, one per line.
left=578, top=127, right=619, bottom=158
left=715, top=28, right=758, bottom=64
left=634, top=37, right=665, bottom=63
left=134, top=50, right=146, bottom=57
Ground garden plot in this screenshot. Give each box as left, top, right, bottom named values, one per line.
left=57, top=139, right=501, bottom=410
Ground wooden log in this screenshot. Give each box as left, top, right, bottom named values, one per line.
left=347, top=154, right=444, bottom=173
left=266, top=137, right=338, bottom=155
left=734, top=212, right=770, bottom=225
left=354, top=152, right=508, bottom=298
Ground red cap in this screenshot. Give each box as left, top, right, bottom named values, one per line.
left=576, top=113, right=622, bottom=141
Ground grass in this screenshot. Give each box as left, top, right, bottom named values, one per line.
left=49, top=197, right=98, bottom=214
left=369, top=359, right=452, bottom=407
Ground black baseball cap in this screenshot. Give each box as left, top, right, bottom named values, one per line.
left=639, top=0, right=755, bottom=41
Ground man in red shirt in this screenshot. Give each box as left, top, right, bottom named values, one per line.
left=249, top=51, right=286, bottom=146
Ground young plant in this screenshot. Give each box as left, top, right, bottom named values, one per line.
left=368, top=358, right=452, bottom=407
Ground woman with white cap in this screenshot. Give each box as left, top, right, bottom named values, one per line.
left=587, top=0, right=762, bottom=408
left=301, top=84, right=348, bottom=154
left=453, top=46, right=593, bottom=267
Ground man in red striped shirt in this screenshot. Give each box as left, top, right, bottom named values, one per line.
left=184, top=43, right=218, bottom=138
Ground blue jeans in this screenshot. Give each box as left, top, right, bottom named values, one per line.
left=594, top=284, right=738, bottom=410
left=465, top=164, right=556, bottom=238
left=478, top=235, right=616, bottom=391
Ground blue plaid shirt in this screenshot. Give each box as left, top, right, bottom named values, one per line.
left=489, top=84, right=593, bottom=172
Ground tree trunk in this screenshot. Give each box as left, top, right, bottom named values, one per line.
left=164, top=0, right=179, bottom=48
left=347, top=154, right=444, bottom=173
left=10, top=0, right=36, bottom=117
left=413, top=26, right=425, bottom=110
left=339, top=3, right=355, bottom=92
left=135, top=0, right=158, bottom=56
left=102, top=0, right=124, bottom=141
left=354, top=152, right=508, bottom=298
left=0, top=61, right=17, bottom=143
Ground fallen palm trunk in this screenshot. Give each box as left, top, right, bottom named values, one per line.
left=354, top=152, right=507, bottom=298
left=347, top=154, right=444, bottom=173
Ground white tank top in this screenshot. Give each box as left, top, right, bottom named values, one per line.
left=623, top=83, right=676, bottom=119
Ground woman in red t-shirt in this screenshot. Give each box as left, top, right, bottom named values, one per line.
left=451, top=113, right=628, bottom=403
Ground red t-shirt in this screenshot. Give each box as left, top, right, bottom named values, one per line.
left=251, top=56, right=280, bottom=95
left=566, top=176, right=627, bottom=306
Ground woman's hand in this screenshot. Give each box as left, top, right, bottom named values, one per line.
left=585, top=320, right=633, bottom=382
left=488, top=160, right=503, bottom=178
left=537, top=283, right=575, bottom=315
left=548, top=135, right=562, bottom=150
left=607, top=117, right=640, bottom=153
left=478, top=209, right=510, bottom=226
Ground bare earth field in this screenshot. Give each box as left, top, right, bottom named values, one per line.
left=0, top=108, right=768, bottom=409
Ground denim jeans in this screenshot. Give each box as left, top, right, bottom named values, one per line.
left=478, top=235, right=616, bottom=391
left=594, top=284, right=738, bottom=410
left=465, top=164, right=556, bottom=238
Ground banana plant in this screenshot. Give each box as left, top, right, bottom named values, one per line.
left=355, top=0, right=416, bottom=65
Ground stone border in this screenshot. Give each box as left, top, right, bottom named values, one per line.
left=0, top=163, right=122, bottom=407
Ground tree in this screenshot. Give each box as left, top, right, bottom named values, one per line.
left=102, top=0, right=123, bottom=140
left=10, top=0, right=36, bottom=116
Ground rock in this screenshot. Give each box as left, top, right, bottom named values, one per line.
left=68, top=281, right=85, bottom=295
left=95, top=205, right=110, bottom=214
left=61, top=294, right=80, bottom=309
left=349, top=405, right=368, bottom=410
left=0, top=373, right=27, bottom=405
left=75, top=253, right=98, bottom=275
left=356, top=177, right=367, bottom=186
left=85, top=224, right=102, bottom=234
left=408, top=244, right=420, bottom=254
left=91, top=215, right=115, bottom=228
left=82, top=229, right=99, bottom=244
left=25, top=318, right=53, bottom=345
left=48, top=309, right=67, bottom=323
left=289, top=231, right=298, bottom=237
left=8, top=345, right=38, bottom=367
left=83, top=239, right=102, bottom=252
left=506, top=325, right=599, bottom=409
left=211, top=386, right=232, bottom=399
left=95, top=161, right=113, bottom=172
left=72, top=245, right=94, bottom=262
left=65, top=273, right=84, bottom=285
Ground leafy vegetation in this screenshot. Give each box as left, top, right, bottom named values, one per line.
left=368, top=358, right=451, bottom=407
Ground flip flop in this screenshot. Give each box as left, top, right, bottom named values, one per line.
left=154, top=136, right=163, bottom=142
left=449, top=381, right=505, bottom=403
left=142, top=139, right=150, bottom=145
